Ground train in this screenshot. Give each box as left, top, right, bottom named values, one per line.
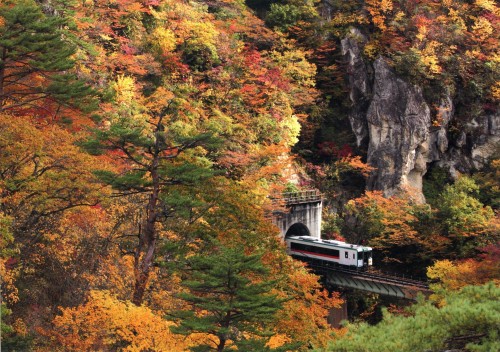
left=286, top=235, right=373, bottom=269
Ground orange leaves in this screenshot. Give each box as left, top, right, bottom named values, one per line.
left=427, top=245, right=500, bottom=303
left=338, top=155, right=375, bottom=178
left=0, top=113, right=106, bottom=216
left=274, top=260, right=342, bottom=350
left=45, top=290, right=191, bottom=351
left=365, top=0, right=394, bottom=31
left=346, top=191, right=421, bottom=248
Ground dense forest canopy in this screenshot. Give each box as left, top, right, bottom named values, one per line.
left=0, top=0, right=498, bottom=351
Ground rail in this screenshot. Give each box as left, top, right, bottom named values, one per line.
left=281, top=190, right=322, bottom=205
left=299, top=257, right=430, bottom=290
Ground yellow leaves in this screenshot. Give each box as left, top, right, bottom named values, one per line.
left=329, top=13, right=368, bottom=36
left=49, top=290, right=191, bottom=351
left=420, top=54, right=442, bottom=75
left=475, top=0, right=497, bottom=12
left=427, top=259, right=458, bottom=285
left=465, top=49, right=482, bottom=61
left=0, top=258, right=19, bottom=305
left=363, top=40, right=380, bottom=60
left=109, top=75, right=150, bottom=126
left=393, top=10, right=405, bottom=24
left=271, top=46, right=317, bottom=88
left=268, top=333, right=292, bottom=349
left=113, top=74, right=137, bottom=105
left=150, top=26, right=176, bottom=54
left=408, top=40, right=443, bottom=78
left=446, top=9, right=467, bottom=32
left=416, top=25, right=428, bottom=41
left=280, top=114, right=301, bottom=147
left=99, top=33, right=114, bottom=41
left=379, top=0, right=393, bottom=12
left=491, top=81, right=500, bottom=101
left=427, top=256, right=500, bottom=304
left=185, top=20, right=218, bottom=46
left=176, top=19, right=219, bottom=60
left=471, top=17, right=494, bottom=42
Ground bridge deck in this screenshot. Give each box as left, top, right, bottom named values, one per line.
left=297, top=258, right=431, bottom=300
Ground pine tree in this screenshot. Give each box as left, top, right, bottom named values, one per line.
left=171, top=243, right=286, bottom=352
left=82, top=80, right=220, bottom=305
left=326, top=283, right=500, bottom=352
left=0, top=0, right=94, bottom=114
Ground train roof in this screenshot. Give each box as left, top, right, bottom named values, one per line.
left=286, top=236, right=373, bottom=251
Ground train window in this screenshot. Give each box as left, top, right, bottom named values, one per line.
left=290, top=242, right=339, bottom=258
left=353, top=253, right=355, bottom=259
left=344, top=252, right=348, bottom=259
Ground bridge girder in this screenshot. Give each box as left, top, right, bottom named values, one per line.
left=324, top=272, right=428, bottom=300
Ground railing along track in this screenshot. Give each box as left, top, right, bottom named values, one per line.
left=299, top=258, right=430, bottom=290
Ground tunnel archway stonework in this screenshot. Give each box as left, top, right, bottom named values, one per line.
left=285, top=222, right=310, bottom=238
left=273, top=200, right=322, bottom=240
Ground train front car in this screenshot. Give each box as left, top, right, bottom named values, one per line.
left=286, top=236, right=373, bottom=269
left=359, top=246, right=373, bottom=269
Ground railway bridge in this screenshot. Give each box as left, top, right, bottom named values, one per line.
left=306, top=260, right=431, bottom=300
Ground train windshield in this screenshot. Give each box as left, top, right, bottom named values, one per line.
left=363, top=249, right=373, bottom=266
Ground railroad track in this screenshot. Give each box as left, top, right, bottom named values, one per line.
left=303, top=259, right=430, bottom=290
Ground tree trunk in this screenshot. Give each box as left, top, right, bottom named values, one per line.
left=132, top=136, right=161, bottom=306
left=217, top=338, right=226, bottom=352
left=0, top=47, right=7, bottom=110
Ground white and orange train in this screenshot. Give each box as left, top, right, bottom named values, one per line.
left=286, top=236, right=373, bottom=269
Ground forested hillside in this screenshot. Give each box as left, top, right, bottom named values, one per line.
left=0, top=0, right=498, bottom=351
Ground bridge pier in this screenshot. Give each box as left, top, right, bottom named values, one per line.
left=327, top=300, right=348, bottom=328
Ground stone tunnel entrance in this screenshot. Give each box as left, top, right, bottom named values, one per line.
left=285, top=222, right=310, bottom=237
left=271, top=190, right=322, bottom=239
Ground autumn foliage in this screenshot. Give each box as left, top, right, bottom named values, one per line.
left=1, top=0, right=499, bottom=350
left=0, top=0, right=339, bottom=350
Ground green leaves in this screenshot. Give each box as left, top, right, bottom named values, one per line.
left=436, top=176, right=496, bottom=256
left=171, top=242, right=284, bottom=351
left=0, top=0, right=96, bottom=112
left=326, top=283, right=500, bottom=352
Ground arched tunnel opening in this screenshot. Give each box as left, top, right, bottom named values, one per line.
left=285, top=222, right=310, bottom=238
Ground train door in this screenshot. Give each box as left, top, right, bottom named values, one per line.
left=357, top=250, right=364, bottom=267
left=340, top=250, right=356, bottom=266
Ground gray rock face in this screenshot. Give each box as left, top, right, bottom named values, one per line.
left=341, top=29, right=370, bottom=148
left=342, top=32, right=500, bottom=202
left=365, top=58, right=430, bottom=200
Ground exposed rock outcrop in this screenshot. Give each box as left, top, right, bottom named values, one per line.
left=341, top=29, right=371, bottom=148
left=342, top=31, right=500, bottom=202
left=365, top=58, right=430, bottom=200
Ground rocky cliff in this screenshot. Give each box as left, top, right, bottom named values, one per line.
left=341, top=29, right=500, bottom=202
